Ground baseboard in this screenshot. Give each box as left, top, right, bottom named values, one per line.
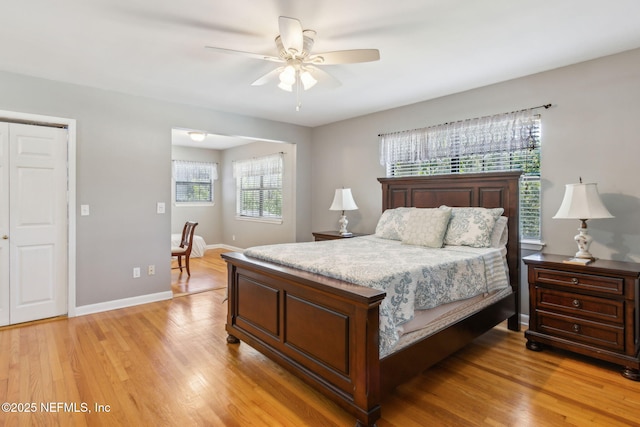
left=74, top=291, right=173, bottom=317
left=207, top=243, right=243, bottom=251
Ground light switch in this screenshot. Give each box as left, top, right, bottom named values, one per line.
left=156, top=202, right=165, bottom=214
left=81, top=205, right=90, bottom=216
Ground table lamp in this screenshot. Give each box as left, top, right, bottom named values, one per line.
left=553, top=179, right=613, bottom=260
left=329, top=188, right=358, bottom=236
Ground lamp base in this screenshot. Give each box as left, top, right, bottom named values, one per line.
left=574, top=225, right=594, bottom=260
left=338, top=213, right=350, bottom=236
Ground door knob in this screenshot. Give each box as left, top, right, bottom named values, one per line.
left=2, top=235, right=7, bottom=240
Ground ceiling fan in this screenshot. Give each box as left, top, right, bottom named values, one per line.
left=205, top=16, right=380, bottom=110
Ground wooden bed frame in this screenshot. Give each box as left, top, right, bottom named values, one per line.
left=222, top=171, right=522, bottom=427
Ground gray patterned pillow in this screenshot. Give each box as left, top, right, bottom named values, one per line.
left=402, top=207, right=452, bottom=248
left=490, top=216, right=509, bottom=248
left=443, top=207, right=504, bottom=248
left=375, top=207, right=415, bottom=240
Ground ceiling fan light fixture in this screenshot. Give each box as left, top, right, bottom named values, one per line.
left=279, top=65, right=296, bottom=85
left=277, top=81, right=293, bottom=92
left=187, top=131, right=207, bottom=142
left=300, top=70, right=317, bottom=90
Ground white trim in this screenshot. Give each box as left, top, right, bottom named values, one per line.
left=0, top=110, right=77, bottom=318
left=521, top=239, right=546, bottom=252
left=74, top=291, right=173, bottom=317
left=520, top=313, right=530, bottom=328
left=207, top=243, right=243, bottom=251
left=235, top=216, right=283, bottom=225
left=174, top=202, right=215, bottom=207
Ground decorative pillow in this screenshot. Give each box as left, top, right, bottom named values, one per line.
left=490, top=216, right=509, bottom=248
left=375, top=207, right=415, bottom=240
left=443, top=207, right=504, bottom=248
left=401, top=207, right=452, bottom=248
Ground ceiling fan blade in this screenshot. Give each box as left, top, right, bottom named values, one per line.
left=251, top=67, right=284, bottom=86
left=278, top=16, right=303, bottom=55
left=308, top=49, right=380, bottom=65
left=205, top=46, right=283, bottom=63
left=305, top=65, right=341, bottom=88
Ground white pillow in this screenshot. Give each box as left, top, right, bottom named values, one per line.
left=490, top=216, right=509, bottom=248
left=402, top=207, right=452, bottom=248
left=375, top=207, right=415, bottom=240
left=443, top=207, right=504, bottom=248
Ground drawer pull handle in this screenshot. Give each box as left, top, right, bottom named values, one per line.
left=571, top=278, right=579, bottom=284
left=573, top=324, right=581, bottom=333
left=572, top=299, right=581, bottom=308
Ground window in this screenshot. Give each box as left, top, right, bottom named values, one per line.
left=233, top=153, right=283, bottom=220
left=173, top=160, right=217, bottom=204
left=380, top=111, right=542, bottom=240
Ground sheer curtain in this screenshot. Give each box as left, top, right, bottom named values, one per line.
left=379, top=109, right=539, bottom=165
left=233, top=153, right=283, bottom=179
left=173, top=160, right=218, bottom=182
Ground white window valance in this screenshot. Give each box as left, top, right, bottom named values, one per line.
left=233, top=153, right=283, bottom=178
left=173, top=160, right=218, bottom=181
left=379, top=109, right=540, bottom=165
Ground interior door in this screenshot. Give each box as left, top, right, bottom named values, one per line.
left=7, top=123, right=68, bottom=325
left=0, top=123, right=9, bottom=325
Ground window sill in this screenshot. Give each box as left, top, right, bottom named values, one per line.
left=520, top=239, right=546, bottom=252
left=235, top=216, right=283, bottom=225
left=174, top=202, right=215, bottom=207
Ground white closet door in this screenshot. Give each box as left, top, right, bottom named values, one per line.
left=0, top=123, right=9, bottom=326
left=9, top=123, right=67, bottom=324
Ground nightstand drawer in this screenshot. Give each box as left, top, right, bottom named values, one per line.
left=537, top=288, right=624, bottom=324
left=524, top=253, right=640, bottom=379
left=533, top=267, right=624, bottom=295
left=537, top=311, right=625, bottom=351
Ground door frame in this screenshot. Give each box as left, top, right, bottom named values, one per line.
left=0, top=110, right=77, bottom=318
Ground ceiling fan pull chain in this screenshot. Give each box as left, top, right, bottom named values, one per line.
left=296, top=72, right=302, bottom=111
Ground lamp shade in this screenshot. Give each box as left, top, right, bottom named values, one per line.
left=329, top=188, right=358, bottom=211
left=553, top=182, right=614, bottom=220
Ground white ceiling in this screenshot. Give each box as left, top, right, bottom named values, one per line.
left=2, top=1, right=640, bottom=128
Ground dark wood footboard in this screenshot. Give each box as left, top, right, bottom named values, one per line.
left=223, top=251, right=386, bottom=427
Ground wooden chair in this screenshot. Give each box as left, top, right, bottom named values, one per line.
left=171, top=221, right=198, bottom=276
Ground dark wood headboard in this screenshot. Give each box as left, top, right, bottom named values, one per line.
left=377, top=171, right=521, bottom=315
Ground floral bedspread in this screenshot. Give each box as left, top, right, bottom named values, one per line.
left=243, top=235, right=509, bottom=357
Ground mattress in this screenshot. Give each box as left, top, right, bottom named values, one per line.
left=392, top=286, right=512, bottom=355
left=171, top=234, right=207, bottom=258
left=244, top=235, right=510, bottom=357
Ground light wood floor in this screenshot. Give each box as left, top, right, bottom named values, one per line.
left=1, top=255, right=640, bottom=426
left=171, top=248, right=230, bottom=296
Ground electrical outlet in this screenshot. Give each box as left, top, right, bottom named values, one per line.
left=133, top=267, right=141, bottom=278
left=232, top=235, right=236, bottom=241
left=148, top=265, right=155, bottom=275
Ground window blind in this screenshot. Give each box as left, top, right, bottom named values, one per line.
left=173, top=160, right=217, bottom=203
left=234, top=153, right=283, bottom=219
left=381, top=110, right=542, bottom=240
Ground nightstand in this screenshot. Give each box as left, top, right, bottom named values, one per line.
left=312, top=231, right=368, bottom=241
left=523, top=253, right=640, bottom=380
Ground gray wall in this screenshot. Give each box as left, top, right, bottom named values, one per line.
left=170, top=145, right=222, bottom=245
left=0, top=70, right=311, bottom=308
left=310, top=48, right=640, bottom=314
